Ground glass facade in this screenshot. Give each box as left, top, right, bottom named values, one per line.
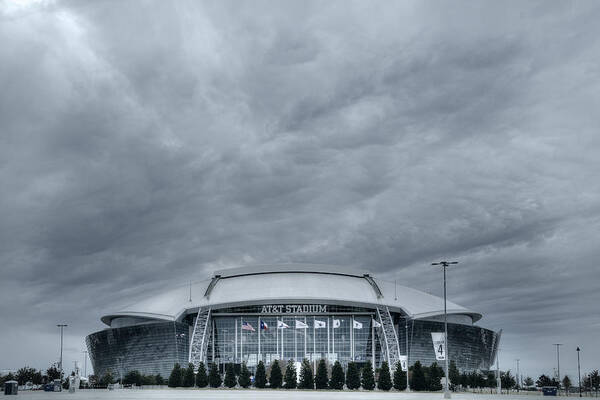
left=86, top=321, right=189, bottom=379
left=398, top=318, right=499, bottom=372
left=86, top=306, right=499, bottom=378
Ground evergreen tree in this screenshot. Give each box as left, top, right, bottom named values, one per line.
left=238, top=363, right=250, bottom=388
left=330, top=361, right=345, bottom=390
left=283, top=360, right=297, bottom=389
left=195, top=362, right=208, bottom=388
left=298, top=359, right=314, bottom=389
left=393, top=361, right=407, bottom=391
left=448, top=360, right=460, bottom=390
left=269, top=360, right=282, bottom=389
left=361, top=361, right=375, bottom=390
left=224, top=364, right=237, bottom=388
left=377, top=361, right=392, bottom=391
left=99, top=371, right=114, bottom=387
left=155, top=374, right=164, bottom=385
left=315, top=359, right=329, bottom=389
left=168, top=363, right=182, bottom=388
left=562, top=376, right=572, bottom=392
left=501, top=370, right=515, bottom=392
left=255, top=361, right=267, bottom=388
left=487, top=372, right=497, bottom=390
left=182, top=363, right=195, bottom=387
left=208, top=363, right=222, bottom=388
left=123, top=370, right=143, bottom=386
left=427, top=362, right=443, bottom=391
left=346, top=362, right=361, bottom=390
left=410, top=361, right=426, bottom=391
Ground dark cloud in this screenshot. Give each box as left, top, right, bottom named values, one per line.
left=1, top=0, right=599, bottom=379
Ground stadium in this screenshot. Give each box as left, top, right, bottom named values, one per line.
left=86, top=264, right=500, bottom=379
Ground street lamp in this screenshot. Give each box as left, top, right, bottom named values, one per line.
left=432, top=260, right=458, bottom=399
left=57, top=324, right=68, bottom=381
left=82, top=350, right=88, bottom=378
left=516, top=359, right=520, bottom=392
left=577, top=347, right=582, bottom=398
left=554, top=343, right=562, bottom=390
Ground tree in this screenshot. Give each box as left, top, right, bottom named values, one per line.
left=224, top=363, right=237, bottom=388
left=168, top=364, right=182, bottom=388
left=99, top=371, right=114, bottom=387
left=361, top=361, right=375, bottom=390
left=524, top=376, right=534, bottom=387
left=378, top=361, right=392, bottom=391
left=16, top=367, right=38, bottom=385
left=537, top=374, right=553, bottom=387
left=196, top=362, right=208, bottom=388
left=208, top=363, right=221, bottom=388
left=411, top=361, right=426, bottom=391
left=329, top=361, right=345, bottom=390
left=182, top=363, right=195, bottom=387
left=238, top=362, right=250, bottom=388
left=487, top=371, right=497, bottom=390
left=563, top=375, right=572, bottom=393
left=283, top=360, right=297, bottom=389
left=501, top=370, right=515, bottom=392
left=268, top=360, right=282, bottom=389
left=315, top=359, right=328, bottom=389
left=448, top=360, right=460, bottom=390
left=155, top=374, right=164, bottom=385
left=427, top=362, right=443, bottom=391
left=345, top=362, right=361, bottom=390
left=255, top=360, right=267, bottom=388
left=590, top=370, right=600, bottom=394
left=123, top=370, right=143, bottom=386
left=393, top=361, right=407, bottom=391
left=46, top=365, right=61, bottom=381
left=299, top=359, right=314, bottom=389
left=142, top=374, right=156, bottom=385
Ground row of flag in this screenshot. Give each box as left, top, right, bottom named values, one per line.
left=242, top=319, right=382, bottom=331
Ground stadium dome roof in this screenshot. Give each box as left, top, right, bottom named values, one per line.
left=101, top=264, right=482, bottom=325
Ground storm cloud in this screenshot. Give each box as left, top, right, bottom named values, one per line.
left=1, top=0, right=599, bottom=380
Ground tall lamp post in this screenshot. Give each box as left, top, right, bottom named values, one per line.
left=432, top=260, right=458, bottom=399
left=554, top=343, right=562, bottom=390
left=577, top=347, right=582, bottom=398
left=82, top=350, right=88, bottom=378
left=57, top=324, right=68, bottom=381
left=516, top=359, right=520, bottom=391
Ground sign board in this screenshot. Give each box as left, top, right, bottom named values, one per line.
left=399, top=355, right=408, bottom=371
left=261, top=305, right=328, bottom=314
left=431, top=332, right=446, bottom=360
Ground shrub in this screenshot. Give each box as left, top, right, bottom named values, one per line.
left=255, top=361, right=267, bottom=388
left=208, top=363, right=221, bottom=388
left=123, top=370, right=142, bottom=386
left=224, top=364, right=237, bottom=388
left=182, top=363, right=195, bottom=387
left=238, top=363, right=251, bottom=388
left=196, top=362, right=208, bottom=388
left=269, top=360, right=282, bottom=388
left=299, top=359, right=314, bottom=389
left=427, top=362, right=443, bottom=391
left=329, top=361, right=345, bottom=390
left=315, top=359, right=328, bottom=389
left=346, top=362, right=361, bottom=390
left=168, top=364, right=182, bottom=388
left=411, top=361, right=426, bottom=391
left=361, top=361, right=375, bottom=390
left=284, top=360, right=297, bottom=389
left=155, top=374, right=164, bottom=386
left=378, top=361, right=392, bottom=391
left=393, top=361, right=407, bottom=391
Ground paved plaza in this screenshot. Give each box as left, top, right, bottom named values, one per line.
left=9, top=389, right=577, bottom=400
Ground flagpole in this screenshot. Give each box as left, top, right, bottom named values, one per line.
left=235, top=318, right=238, bottom=363
left=258, top=316, right=261, bottom=365
left=304, top=316, right=307, bottom=360
left=332, top=316, right=335, bottom=360
left=372, top=319, right=375, bottom=368
left=351, top=316, right=354, bottom=361
left=240, top=318, right=243, bottom=364
left=313, top=318, right=316, bottom=372
left=276, top=318, right=279, bottom=360
left=327, top=316, right=330, bottom=360
left=295, top=318, right=297, bottom=361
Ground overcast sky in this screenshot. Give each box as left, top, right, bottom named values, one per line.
left=1, top=0, right=599, bottom=380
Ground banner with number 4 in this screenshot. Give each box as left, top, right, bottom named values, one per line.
left=431, top=332, right=446, bottom=361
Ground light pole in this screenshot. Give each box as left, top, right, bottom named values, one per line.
left=516, top=359, right=520, bottom=391
left=432, top=260, right=458, bottom=399
left=57, top=324, right=67, bottom=381
left=405, top=317, right=410, bottom=391
left=554, top=344, right=562, bottom=390
left=577, top=347, right=581, bottom=398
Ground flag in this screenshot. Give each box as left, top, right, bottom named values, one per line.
left=372, top=319, right=382, bottom=328
left=333, top=319, right=341, bottom=328
left=260, top=320, right=268, bottom=330
left=295, top=320, right=308, bottom=329
left=277, top=320, right=289, bottom=329
left=353, top=320, right=363, bottom=329
left=431, top=332, right=446, bottom=360
left=242, top=322, right=255, bottom=332
left=314, top=320, right=326, bottom=329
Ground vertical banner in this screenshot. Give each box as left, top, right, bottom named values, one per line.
left=399, top=355, right=408, bottom=371
left=431, top=332, right=446, bottom=360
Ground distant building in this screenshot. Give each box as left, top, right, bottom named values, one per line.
left=87, top=264, right=499, bottom=378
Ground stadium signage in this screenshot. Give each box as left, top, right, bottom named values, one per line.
left=261, top=304, right=327, bottom=314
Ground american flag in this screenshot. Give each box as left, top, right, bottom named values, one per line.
left=242, top=322, right=255, bottom=332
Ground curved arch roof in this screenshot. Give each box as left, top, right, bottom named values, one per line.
left=101, top=264, right=482, bottom=325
